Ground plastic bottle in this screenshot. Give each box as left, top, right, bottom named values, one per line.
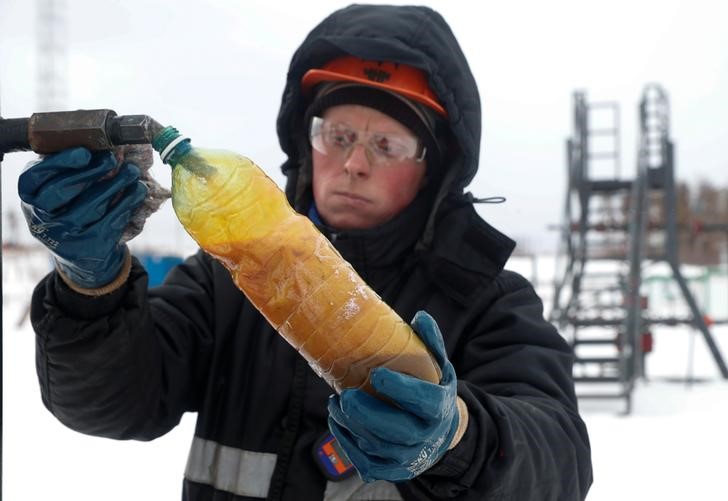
left=152, top=127, right=441, bottom=392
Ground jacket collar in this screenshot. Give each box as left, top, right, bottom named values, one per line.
left=418, top=197, right=516, bottom=305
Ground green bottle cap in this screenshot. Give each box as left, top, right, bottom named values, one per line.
left=152, top=126, right=191, bottom=164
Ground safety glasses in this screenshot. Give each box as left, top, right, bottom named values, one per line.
left=309, top=116, right=426, bottom=167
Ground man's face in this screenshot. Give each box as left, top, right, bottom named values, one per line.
left=311, top=104, right=427, bottom=230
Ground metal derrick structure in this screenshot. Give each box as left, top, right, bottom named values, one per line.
left=550, top=84, right=728, bottom=414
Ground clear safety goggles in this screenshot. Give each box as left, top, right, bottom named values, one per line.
left=309, top=116, right=426, bottom=167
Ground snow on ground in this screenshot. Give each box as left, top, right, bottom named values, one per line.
left=2, top=247, right=196, bottom=500
left=2, top=248, right=727, bottom=500
left=584, top=380, right=728, bottom=501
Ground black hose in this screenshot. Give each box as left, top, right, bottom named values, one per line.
left=0, top=117, right=30, bottom=155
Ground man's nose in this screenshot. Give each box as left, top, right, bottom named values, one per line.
left=343, top=143, right=372, bottom=177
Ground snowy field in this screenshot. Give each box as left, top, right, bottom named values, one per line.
left=3, top=248, right=727, bottom=500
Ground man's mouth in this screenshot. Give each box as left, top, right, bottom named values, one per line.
left=333, top=191, right=371, bottom=204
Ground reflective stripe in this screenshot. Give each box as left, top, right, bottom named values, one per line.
left=184, top=436, right=402, bottom=500
left=184, top=436, right=277, bottom=498
left=324, top=476, right=403, bottom=501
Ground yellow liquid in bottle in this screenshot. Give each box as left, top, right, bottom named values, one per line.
left=170, top=147, right=441, bottom=392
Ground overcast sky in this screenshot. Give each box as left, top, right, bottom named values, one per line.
left=2, top=0, right=727, bottom=254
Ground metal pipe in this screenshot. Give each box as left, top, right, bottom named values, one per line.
left=0, top=109, right=165, bottom=157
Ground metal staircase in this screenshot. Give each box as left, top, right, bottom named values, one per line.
left=550, top=84, right=728, bottom=414
left=551, top=91, right=635, bottom=411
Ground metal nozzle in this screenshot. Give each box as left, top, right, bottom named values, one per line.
left=107, top=114, right=165, bottom=147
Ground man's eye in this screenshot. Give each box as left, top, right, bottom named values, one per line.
left=326, top=128, right=355, bottom=148
left=372, top=135, right=405, bottom=157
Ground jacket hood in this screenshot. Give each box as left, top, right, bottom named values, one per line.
left=276, top=4, right=482, bottom=212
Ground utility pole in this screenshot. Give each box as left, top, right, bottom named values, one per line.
left=37, top=0, right=67, bottom=112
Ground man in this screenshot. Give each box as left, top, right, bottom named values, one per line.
left=19, top=4, right=592, bottom=500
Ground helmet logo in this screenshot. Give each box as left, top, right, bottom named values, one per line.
left=363, top=67, right=391, bottom=83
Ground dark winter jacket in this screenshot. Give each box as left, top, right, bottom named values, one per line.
left=29, top=4, right=592, bottom=501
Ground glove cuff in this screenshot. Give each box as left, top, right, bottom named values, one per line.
left=56, top=249, right=133, bottom=296
left=447, top=396, right=469, bottom=450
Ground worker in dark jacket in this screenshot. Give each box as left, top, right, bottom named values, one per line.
left=19, top=4, right=592, bottom=500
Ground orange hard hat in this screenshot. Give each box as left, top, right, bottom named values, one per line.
left=301, top=56, right=447, bottom=117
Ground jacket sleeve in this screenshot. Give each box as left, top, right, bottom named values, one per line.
left=401, top=271, right=592, bottom=500
left=31, top=251, right=217, bottom=441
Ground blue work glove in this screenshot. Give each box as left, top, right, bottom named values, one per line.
left=327, top=311, right=461, bottom=482
left=18, top=147, right=147, bottom=289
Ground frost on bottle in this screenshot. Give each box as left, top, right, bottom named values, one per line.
left=152, top=126, right=441, bottom=392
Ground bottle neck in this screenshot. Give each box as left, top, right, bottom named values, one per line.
left=151, top=126, right=192, bottom=165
